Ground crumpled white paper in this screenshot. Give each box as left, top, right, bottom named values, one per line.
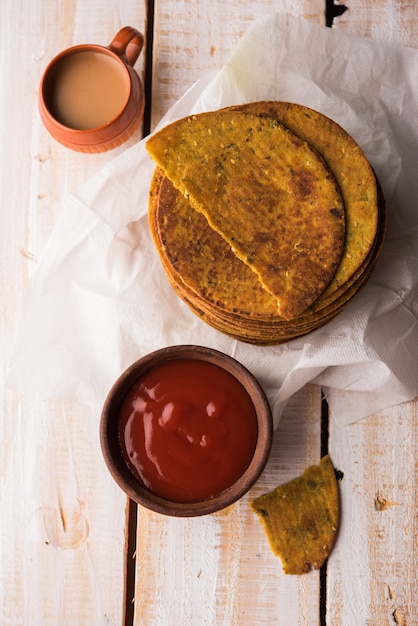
left=8, top=13, right=418, bottom=426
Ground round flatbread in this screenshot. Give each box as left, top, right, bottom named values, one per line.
left=146, top=102, right=384, bottom=344
left=230, top=102, right=379, bottom=299
left=146, top=109, right=345, bottom=319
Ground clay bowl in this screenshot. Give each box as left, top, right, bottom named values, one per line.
left=100, top=345, right=273, bottom=517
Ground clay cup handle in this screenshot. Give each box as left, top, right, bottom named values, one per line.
left=108, top=26, right=144, bottom=67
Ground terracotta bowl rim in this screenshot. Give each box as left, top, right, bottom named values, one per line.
left=100, top=344, right=273, bottom=517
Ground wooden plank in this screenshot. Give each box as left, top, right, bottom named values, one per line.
left=136, top=3, right=327, bottom=624
left=133, top=384, right=323, bottom=625
left=0, top=1, right=147, bottom=624
left=333, top=0, right=418, bottom=47
left=328, top=2, right=418, bottom=623
left=150, top=0, right=325, bottom=130
left=327, top=400, right=418, bottom=625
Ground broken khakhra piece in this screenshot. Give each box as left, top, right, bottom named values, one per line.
left=250, top=455, right=339, bottom=575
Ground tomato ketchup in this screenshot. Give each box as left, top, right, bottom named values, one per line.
left=118, top=358, right=258, bottom=503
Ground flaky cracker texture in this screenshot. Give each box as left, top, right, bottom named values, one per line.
left=250, top=455, right=339, bottom=575
left=145, top=102, right=384, bottom=345
left=146, top=108, right=346, bottom=320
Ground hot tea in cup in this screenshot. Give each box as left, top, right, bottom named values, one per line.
left=39, top=27, right=145, bottom=152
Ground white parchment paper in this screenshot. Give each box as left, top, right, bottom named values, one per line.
left=8, top=14, right=418, bottom=426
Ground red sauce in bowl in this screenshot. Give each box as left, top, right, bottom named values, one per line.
left=117, top=358, right=258, bottom=503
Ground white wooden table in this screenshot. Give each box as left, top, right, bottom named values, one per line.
left=1, top=1, right=417, bottom=624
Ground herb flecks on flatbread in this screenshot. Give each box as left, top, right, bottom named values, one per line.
left=250, top=455, right=339, bottom=575
left=146, top=110, right=345, bottom=320
left=231, top=101, right=379, bottom=296
left=149, top=168, right=280, bottom=318
left=146, top=102, right=384, bottom=344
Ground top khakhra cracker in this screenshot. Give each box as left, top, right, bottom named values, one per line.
left=146, top=109, right=346, bottom=320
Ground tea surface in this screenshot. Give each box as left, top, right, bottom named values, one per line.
left=49, top=50, right=130, bottom=130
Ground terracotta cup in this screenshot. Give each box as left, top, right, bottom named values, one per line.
left=39, top=27, right=145, bottom=153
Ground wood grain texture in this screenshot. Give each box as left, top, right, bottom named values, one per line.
left=150, top=0, right=325, bottom=129
left=333, top=0, right=418, bottom=47
left=328, top=401, right=418, bottom=625
left=0, top=1, right=147, bottom=624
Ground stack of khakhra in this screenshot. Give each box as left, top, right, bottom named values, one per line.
left=145, top=102, right=385, bottom=345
